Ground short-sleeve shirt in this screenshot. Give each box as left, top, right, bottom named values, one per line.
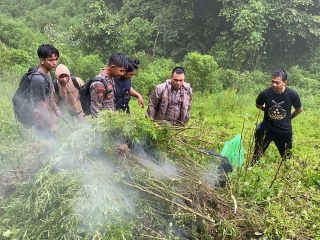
left=114, top=78, right=131, bottom=111
left=257, top=87, right=301, bottom=133
left=29, top=72, right=53, bottom=106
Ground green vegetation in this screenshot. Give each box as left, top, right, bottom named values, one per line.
left=0, top=0, right=319, bottom=239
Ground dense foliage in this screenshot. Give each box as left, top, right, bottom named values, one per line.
left=1, top=0, right=320, bottom=71
left=0, top=0, right=319, bottom=239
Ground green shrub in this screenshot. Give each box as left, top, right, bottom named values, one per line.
left=133, top=58, right=175, bottom=96
left=119, top=17, right=154, bottom=55
left=183, top=52, right=221, bottom=93
left=288, top=65, right=320, bottom=92
left=0, top=13, right=47, bottom=53
left=217, top=69, right=266, bottom=94
left=72, top=54, right=103, bottom=80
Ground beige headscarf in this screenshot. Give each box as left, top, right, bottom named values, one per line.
left=55, top=64, right=71, bottom=80
left=54, top=64, right=84, bottom=116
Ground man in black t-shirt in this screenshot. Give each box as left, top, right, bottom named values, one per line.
left=114, top=58, right=144, bottom=113
left=114, top=75, right=132, bottom=113
left=251, top=70, right=303, bottom=165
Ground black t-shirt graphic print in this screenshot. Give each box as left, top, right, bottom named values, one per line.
left=256, top=87, right=301, bottom=133
left=268, top=100, right=286, bottom=120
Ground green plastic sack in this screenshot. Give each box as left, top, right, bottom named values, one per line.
left=221, top=134, right=244, bottom=167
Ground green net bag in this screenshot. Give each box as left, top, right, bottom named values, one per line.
left=221, top=134, right=244, bottom=167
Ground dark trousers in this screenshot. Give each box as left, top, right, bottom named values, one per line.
left=251, top=128, right=292, bottom=165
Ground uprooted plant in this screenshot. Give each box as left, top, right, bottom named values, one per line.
left=0, top=111, right=262, bottom=239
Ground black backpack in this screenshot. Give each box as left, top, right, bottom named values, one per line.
left=114, top=78, right=131, bottom=114
left=53, top=76, right=81, bottom=99
left=80, top=77, right=115, bottom=116
left=78, top=78, right=97, bottom=116
left=54, top=76, right=111, bottom=116
left=12, top=67, right=43, bottom=128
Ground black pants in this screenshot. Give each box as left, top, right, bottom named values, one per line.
left=251, top=128, right=292, bottom=165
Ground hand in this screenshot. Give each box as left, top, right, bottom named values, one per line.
left=55, top=110, right=62, bottom=118
left=137, top=95, right=144, bottom=108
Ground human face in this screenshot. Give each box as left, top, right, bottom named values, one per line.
left=41, top=54, right=59, bottom=72
left=171, top=72, right=185, bottom=90
left=122, top=70, right=136, bottom=80
left=58, top=74, right=70, bottom=85
left=111, top=65, right=127, bottom=78
left=271, top=76, right=286, bottom=94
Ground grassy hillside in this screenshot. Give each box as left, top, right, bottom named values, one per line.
left=0, top=71, right=319, bottom=239
left=0, top=1, right=319, bottom=238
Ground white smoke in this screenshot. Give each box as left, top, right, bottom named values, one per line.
left=133, top=146, right=180, bottom=180
left=34, top=122, right=138, bottom=234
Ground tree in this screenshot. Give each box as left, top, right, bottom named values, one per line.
left=73, top=1, right=123, bottom=60
left=119, top=17, right=154, bottom=55
left=120, top=0, right=225, bottom=60
left=183, top=52, right=221, bottom=93
left=220, top=0, right=320, bottom=70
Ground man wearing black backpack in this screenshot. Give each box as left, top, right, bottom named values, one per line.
left=89, top=53, right=128, bottom=117
left=12, top=44, right=61, bottom=138
left=54, top=64, right=85, bottom=121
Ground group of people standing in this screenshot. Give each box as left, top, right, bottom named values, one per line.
left=54, top=53, right=143, bottom=120
left=16, top=44, right=192, bottom=135
left=14, top=43, right=303, bottom=165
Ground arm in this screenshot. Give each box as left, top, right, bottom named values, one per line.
left=32, top=101, right=57, bottom=130
left=185, top=88, right=192, bottom=123
left=291, top=91, right=302, bottom=119
left=130, top=87, right=144, bottom=108
left=89, top=82, right=105, bottom=117
left=256, top=103, right=266, bottom=111
left=256, top=91, right=265, bottom=111
left=291, top=107, right=303, bottom=119
left=48, top=90, right=61, bottom=118
left=146, top=88, right=160, bottom=120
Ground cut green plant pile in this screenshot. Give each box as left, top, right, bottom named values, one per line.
left=0, top=83, right=319, bottom=239
left=0, top=111, right=262, bottom=239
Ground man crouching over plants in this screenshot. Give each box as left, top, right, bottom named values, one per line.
left=251, top=69, right=303, bottom=165
left=147, top=67, right=192, bottom=126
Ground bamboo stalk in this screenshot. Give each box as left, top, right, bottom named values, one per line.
left=179, top=134, right=217, bottom=145
left=269, top=155, right=285, bottom=188
left=231, top=194, right=238, bottom=214
left=148, top=181, right=193, bottom=203
left=124, top=181, right=215, bottom=223
left=139, top=234, right=166, bottom=240
left=173, top=138, right=210, bottom=170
